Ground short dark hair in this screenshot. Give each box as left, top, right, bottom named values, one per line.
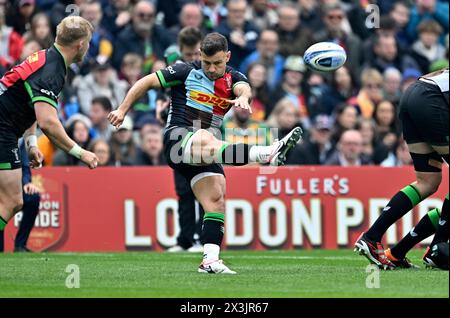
left=178, top=26, right=202, bottom=50
left=91, top=96, right=113, bottom=112
left=200, top=32, right=228, bottom=56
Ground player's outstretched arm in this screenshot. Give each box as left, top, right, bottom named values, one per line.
left=34, top=102, right=98, bottom=169
left=229, top=82, right=253, bottom=114
left=108, top=73, right=161, bottom=128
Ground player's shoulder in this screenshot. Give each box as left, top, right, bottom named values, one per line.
left=226, top=65, right=248, bottom=81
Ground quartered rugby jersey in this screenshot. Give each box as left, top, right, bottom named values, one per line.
left=156, top=60, right=249, bottom=130
left=0, top=45, right=66, bottom=137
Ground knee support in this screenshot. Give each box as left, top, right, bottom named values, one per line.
left=410, top=152, right=443, bottom=172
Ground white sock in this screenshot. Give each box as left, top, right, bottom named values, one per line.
left=203, top=243, right=220, bottom=262
left=249, top=145, right=273, bottom=163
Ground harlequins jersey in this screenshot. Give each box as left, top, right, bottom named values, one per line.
left=156, top=60, right=249, bottom=130
left=0, top=45, right=66, bottom=137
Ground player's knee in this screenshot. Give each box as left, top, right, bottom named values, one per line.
left=417, top=174, right=441, bottom=196
left=207, top=188, right=225, bottom=211
left=11, top=196, right=24, bottom=214
left=196, top=129, right=215, bottom=145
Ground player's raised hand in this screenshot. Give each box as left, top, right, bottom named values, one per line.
left=28, top=147, right=44, bottom=169
left=227, top=96, right=252, bottom=114
left=108, top=109, right=126, bottom=129
left=80, top=150, right=99, bottom=169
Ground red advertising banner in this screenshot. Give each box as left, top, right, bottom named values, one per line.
left=3, top=166, right=448, bottom=252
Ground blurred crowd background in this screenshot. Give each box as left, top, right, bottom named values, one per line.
left=1, top=0, right=448, bottom=168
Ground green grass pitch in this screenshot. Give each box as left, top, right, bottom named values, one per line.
left=0, top=249, right=448, bottom=298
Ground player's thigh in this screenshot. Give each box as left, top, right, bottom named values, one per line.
left=0, top=169, right=23, bottom=209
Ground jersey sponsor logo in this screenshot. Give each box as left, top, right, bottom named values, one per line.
left=190, top=90, right=231, bottom=109
left=40, top=88, right=57, bottom=99
left=27, top=52, right=40, bottom=64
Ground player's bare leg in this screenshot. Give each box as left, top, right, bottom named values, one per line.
left=0, top=169, right=24, bottom=230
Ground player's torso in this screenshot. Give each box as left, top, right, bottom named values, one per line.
left=0, top=47, right=65, bottom=136
left=168, top=64, right=234, bottom=130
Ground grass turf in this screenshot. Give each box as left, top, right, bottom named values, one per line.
left=0, top=249, right=448, bottom=298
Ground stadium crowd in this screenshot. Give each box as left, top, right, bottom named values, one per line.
left=1, top=0, right=448, bottom=167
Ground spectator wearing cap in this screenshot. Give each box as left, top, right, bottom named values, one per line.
left=274, top=3, right=314, bottom=58
left=110, top=116, right=137, bottom=166
left=5, top=0, right=38, bottom=35
left=214, top=0, right=259, bottom=69
left=401, top=67, right=422, bottom=92
left=112, top=1, right=172, bottom=72
left=313, top=2, right=362, bottom=79
left=325, top=130, right=373, bottom=166
left=411, top=20, right=447, bottom=74
left=269, top=56, right=309, bottom=129
left=239, top=29, right=285, bottom=91
left=319, top=65, right=358, bottom=116
left=289, top=115, right=335, bottom=165
left=0, top=6, right=23, bottom=73
left=245, top=0, right=278, bottom=32
left=89, top=96, right=114, bottom=142
left=406, top=0, right=448, bottom=44
left=79, top=1, right=113, bottom=75
left=75, top=61, right=128, bottom=115
left=53, top=114, right=94, bottom=166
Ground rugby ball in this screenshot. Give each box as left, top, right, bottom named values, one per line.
left=303, top=42, right=347, bottom=72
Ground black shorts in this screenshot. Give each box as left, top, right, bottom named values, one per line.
left=399, top=81, right=449, bottom=147
left=0, top=127, right=21, bottom=170
left=163, top=126, right=224, bottom=188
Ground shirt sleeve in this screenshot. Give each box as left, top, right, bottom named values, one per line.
left=155, top=62, right=191, bottom=88
left=231, top=69, right=250, bottom=90
left=24, top=70, right=63, bottom=109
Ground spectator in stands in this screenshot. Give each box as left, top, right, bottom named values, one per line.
left=247, top=62, right=271, bottom=122
left=170, top=3, right=209, bottom=39
left=110, top=116, right=137, bottom=166
left=201, top=0, right=227, bottom=31
left=269, top=56, right=309, bottom=130
left=362, top=15, right=398, bottom=65
left=356, top=68, right=384, bottom=119
left=120, top=53, right=143, bottom=86
left=364, top=34, right=419, bottom=74
left=88, top=138, right=113, bottom=167
left=274, top=2, right=313, bottom=58
left=76, top=61, right=128, bottom=115
left=102, top=0, right=132, bottom=39
left=314, top=2, right=362, bottom=78
left=411, top=20, right=447, bottom=74
left=290, top=114, right=334, bottom=165
left=156, top=0, right=186, bottom=29
left=245, top=0, right=278, bottom=31
left=298, top=0, right=322, bottom=31
left=5, top=0, right=38, bottom=35
left=239, top=29, right=285, bottom=91
left=89, top=96, right=114, bottom=141
left=400, top=67, right=422, bottom=92
left=406, top=0, right=448, bottom=44
left=389, top=1, right=411, bottom=49
left=373, top=100, right=400, bottom=151
left=222, top=104, right=271, bottom=148
left=357, top=118, right=389, bottom=164
left=0, top=6, right=23, bottom=74
left=215, top=0, right=259, bottom=68
left=23, top=12, right=52, bottom=49
left=330, top=103, right=359, bottom=146
left=133, top=129, right=166, bottom=166
left=113, top=0, right=172, bottom=73
left=53, top=114, right=93, bottom=166
left=382, top=67, right=403, bottom=105
left=50, top=0, right=86, bottom=30
left=325, top=129, right=372, bottom=166
left=20, top=39, right=41, bottom=62
left=381, top=138, right=413, bottom=167
left=80, top=1, right=113, bottom=74
left=320, top=65, right=358, bottom=116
